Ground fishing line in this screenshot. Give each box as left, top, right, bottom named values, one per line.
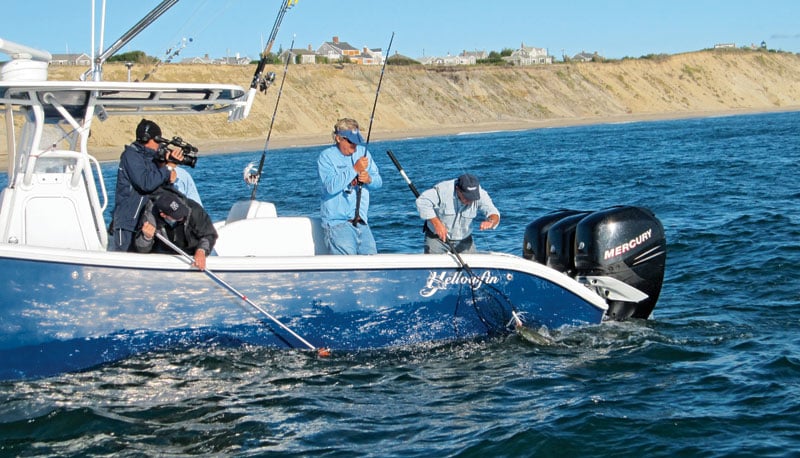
left=139, top=0, right=217, bottom=81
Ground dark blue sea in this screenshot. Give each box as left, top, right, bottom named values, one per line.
left=1, top=111, right=799, bottom=457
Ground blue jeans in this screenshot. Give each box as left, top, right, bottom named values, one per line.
left=325, top=222, right=377, bottom=255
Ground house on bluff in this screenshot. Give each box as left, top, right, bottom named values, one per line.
left=505, top=43, right=553, bottom=65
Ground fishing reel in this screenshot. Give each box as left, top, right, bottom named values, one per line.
left=258, top=71, right=277, bottom=93
left=156, top=136, right=199, bottom=168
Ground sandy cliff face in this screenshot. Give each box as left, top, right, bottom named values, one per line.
left=11, top=49, right=800, bottom=159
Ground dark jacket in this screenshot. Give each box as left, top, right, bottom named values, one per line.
left=111, top=142, right=172, bottom=232
left=135, top=189, right=218, bottom=256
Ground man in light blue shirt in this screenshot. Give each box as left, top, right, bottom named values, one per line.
left=416, top=173, right=500, bottom=254
left=173, top=166, right=203, bottom=206
left=317, top=118, right=382, bottom=255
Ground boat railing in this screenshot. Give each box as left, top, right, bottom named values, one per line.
left=6, top=148, right=108, bottom=251
left=24, top=149, right=108, bottom=210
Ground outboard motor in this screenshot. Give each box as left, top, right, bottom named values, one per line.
left=574, top=206, right=666, bottom=320
left=522, top=209, right=585, bottom=263
left=545, top=211, right=591, bottom=275
left=523, top=206, right=667, bottom=321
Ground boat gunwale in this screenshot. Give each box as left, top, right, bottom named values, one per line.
left=0, top=244, right=609, bottom=313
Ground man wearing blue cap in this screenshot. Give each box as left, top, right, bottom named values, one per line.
left=317, top=117, right=383, bottom=254
left=416, top=173, right=500, bottom=254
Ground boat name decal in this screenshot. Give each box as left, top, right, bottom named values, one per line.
left=420, top=270, right=500, bottom=297
left=604, top=228, right=653, bottom=260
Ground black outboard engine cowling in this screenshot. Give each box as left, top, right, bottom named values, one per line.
left=545, top=211, right=591, bottom=275
left=574, top=206, right=667, bottom=320
left=523, top=209, right=586, bottom=263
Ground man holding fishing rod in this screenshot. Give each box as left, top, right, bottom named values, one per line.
left=317, top=118, right=382, bottom=255
left=316, top=33, right=392, bottom=255
left=416, top=174, right=500, bottom=254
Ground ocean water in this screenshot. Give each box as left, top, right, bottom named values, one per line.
left=1, top=111, right=799, bottom=456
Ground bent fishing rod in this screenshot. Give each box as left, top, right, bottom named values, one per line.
left=385, top=150, right=469, bottom=269
left=248, top=36, right=295, bottom=200
left=154, top=232, right=330, bottom=357
left=243, top=0, right=298, bottom=117
left=353, top=31, right=394, bottom=226
left=385, top=150, right=524, bottom=330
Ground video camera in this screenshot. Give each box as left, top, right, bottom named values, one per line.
left=155, top=136, right=199, bottom=168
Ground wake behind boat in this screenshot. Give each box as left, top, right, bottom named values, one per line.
left=0, top=1, right=666, bottom=380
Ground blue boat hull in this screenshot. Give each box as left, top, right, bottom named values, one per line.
left=0, top=248, right=607, bottom=379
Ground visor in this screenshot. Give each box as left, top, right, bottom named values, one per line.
left=336, top=128, right=364, bottom=145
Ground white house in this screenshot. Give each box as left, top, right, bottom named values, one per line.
left=352, top=47, right=383, bottom=66
left=506, top=43, right=552, bottom=65
left=420, top=53, right=464, bottom=66
left=317, top=36, right=360, bottom=62
left=50, top=53, right=91, bottom=66
left=282, top=45, right=319, bottom=64
left=572, top=51, right=598, bottom=62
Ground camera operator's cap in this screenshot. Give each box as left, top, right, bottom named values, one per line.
left=335, top=128, right=364, bottom=145
left=456, top=174, right=481, bottom=201
left=154, top=194, right=189, bottom=220
left=136, top=119, right=162, bottom=143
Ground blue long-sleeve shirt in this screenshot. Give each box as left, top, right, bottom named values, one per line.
left=173, top=166, right=202, bottom=206
left=317, top=144, right=382, bottom=227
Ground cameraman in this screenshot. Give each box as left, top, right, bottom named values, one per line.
left=155, top=135, right=202, bottom=206
left=109, top=119, right=184, bottom=252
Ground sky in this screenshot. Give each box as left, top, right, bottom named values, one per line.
left=4, top=1, right=800, bottom=62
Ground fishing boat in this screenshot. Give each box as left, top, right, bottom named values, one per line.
left=0, top=3, right=666, bottom=380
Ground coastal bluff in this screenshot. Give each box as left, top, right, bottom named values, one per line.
left=11, top=49, right=800, bottom=162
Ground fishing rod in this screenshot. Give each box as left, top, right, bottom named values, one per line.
left=85, top=0, right=180, bottom=81
left=386, top=149, right=524, bottom=332
left=386, top=150, right=469, bottom=267
left=364, top=32, right=394, bottom=145
left=243, top=0, right=298, bottom=117
left=353, top=32, right=394, bottom=227
left=247, top=36, right=295, bottom=199
left=154, top=232, right=330, bottom=357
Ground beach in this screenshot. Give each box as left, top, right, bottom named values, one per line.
left=5, top=49, right=800, bottom=165
left=93, top=106, right=800, bottom=162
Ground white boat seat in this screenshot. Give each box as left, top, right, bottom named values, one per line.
left=225, top=200, right=277, bottom=224
left=215, top=216, right=328, bottom=256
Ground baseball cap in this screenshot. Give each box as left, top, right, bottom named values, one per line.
left=154, top=194, right=189, bottom=220
left=456, top=174, right=481, bottom=201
